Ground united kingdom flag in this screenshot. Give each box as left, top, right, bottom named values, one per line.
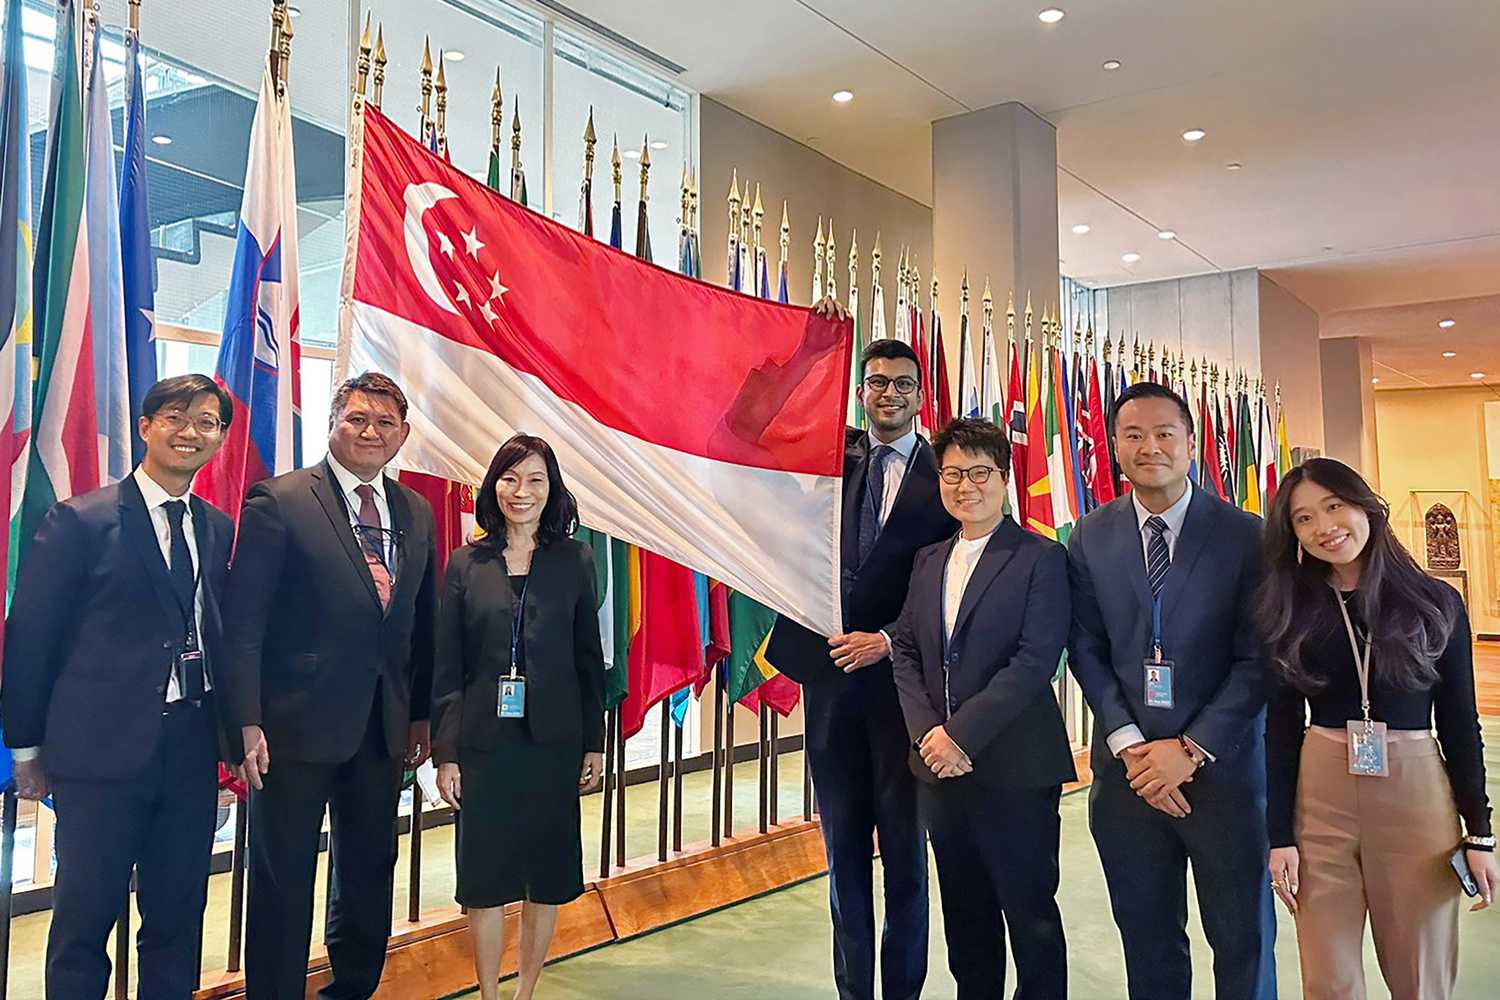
left=198, top=59, right=302, bottom=525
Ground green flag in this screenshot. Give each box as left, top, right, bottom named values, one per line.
left=724, top=591, right=778, bottom=703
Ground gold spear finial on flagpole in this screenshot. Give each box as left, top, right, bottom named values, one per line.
left=612, top=135, right=622, bottom=204
left=813, top=216, right=825, bottom=295
left=434, top=50, right=449, bottom=151
left=752, top=183, right=764, bottom=250
left=848, top=229, right=859, bottom=305
left=638, top=133, right=651, bottom=201
left=276, top=7, right=295, bottom=98
left=680, top=166, right=691, bottom=237
left=825, top=219, right=837, bottom=300
left=356, top=13, right=372, bottom=100
left=1024, top=292, right=1034, bottom=346
left=489, top=68, right=503, bottom=154
left=738, top=181, right=751, bottom=260
left=511, top=97, right=523, bottom=166
left=871, top=232, right=882, bottom=291
left=961, top=269, right=970, bottom=318
left=780, top=201, right=791, bottom=291
left=418, top=37, right=434, bottom=140
left=269, top=1, right=286, bottom=91
left=584, top=107, right=597, bottom=183
left=372, top=25, right=387, bottom=108
left=688, top=168, right=699, bottom=233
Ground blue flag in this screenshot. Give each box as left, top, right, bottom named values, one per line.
left=120, top=31, right=157, bottom=464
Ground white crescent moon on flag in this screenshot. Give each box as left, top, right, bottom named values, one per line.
left=402, top=182, right=460, bottom=315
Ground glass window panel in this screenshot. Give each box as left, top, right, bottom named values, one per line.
left=552, top=27, right=692, bottom=267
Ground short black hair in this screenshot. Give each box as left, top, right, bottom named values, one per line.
left=860, top=338, right=921, bottom=375
left=932, top=417, right=1011, bottom=476
left=331, top=371, right=409, bottom=426
left=473, top=434, right=579, bottom=549
left=141, top=374, right=233, bottom=428
left=1108, top=381, right=1194, bottom=437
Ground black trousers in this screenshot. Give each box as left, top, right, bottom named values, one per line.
left=804, top=667, right=928, bottom=1000
left=244, top=700, right=404, bottom=1000
left=47, top=700, right=219, bottom=1000
left=1089, top=752, right=1278, bottom=1000
left=923, top=781, right=1067, bottom=1000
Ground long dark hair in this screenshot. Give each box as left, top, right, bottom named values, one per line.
left=1255, top=457, right=1455, bottom=693
left=472, top=434, right=579, bottom=550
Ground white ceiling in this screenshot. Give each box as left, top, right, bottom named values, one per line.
left=560, top=0, right=1500, bottom=311
left=1321, top=293, right=1500, bottom=391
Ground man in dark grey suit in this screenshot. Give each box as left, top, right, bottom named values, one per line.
left=1066, top=381, right=1276, bottom=1000
left=4, top=375, right=237, bottom=999
left=220, top=371, right=438, bottom=1000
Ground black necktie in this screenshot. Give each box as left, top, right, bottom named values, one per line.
left=1145, top=515, right=1171, bottom=597
left=857, top=445, right=894, bottom=565
left=164, top=500, right=204, bottom=700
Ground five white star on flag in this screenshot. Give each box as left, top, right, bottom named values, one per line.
left=437, top=231, right=455, bottom=258
left=462, top=225, right=485, bottom=259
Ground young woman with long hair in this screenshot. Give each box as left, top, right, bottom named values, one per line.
left=1258, top=458, right=1494, bottom=999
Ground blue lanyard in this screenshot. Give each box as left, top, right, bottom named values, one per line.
left=508, top=575, right=530, bottom=679
left=1151, top=593, right=1164, bottom=662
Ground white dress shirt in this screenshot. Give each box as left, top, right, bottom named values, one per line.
left=868, top=427, right=917, bottom=526
left=1106, top=479, right=1196, bottom=759
left=134, top=465, right=210, bottom=703
left=943, top=531, right=992, bottom=644
left=327, top=453, right=398, bottom=578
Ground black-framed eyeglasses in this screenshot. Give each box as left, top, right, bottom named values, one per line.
left=939, top=465, right=999, bottom=485
left=156, top=411, right=224, bottom=435
left=863, top=374, right=919, bottom=395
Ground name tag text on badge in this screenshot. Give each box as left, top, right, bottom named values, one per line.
left=1346, top=720, right=1389, bottom=777
left=498, top=677, right=527, bottom=719
left=1143, top=660, right=1175, bottom=709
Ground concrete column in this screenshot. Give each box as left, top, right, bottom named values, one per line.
left=932, top=102, right=1059, bottom=355
left=1320, top=337, right=1380, bottom=487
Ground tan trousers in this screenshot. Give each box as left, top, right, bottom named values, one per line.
left=1293, top=725, right=1462, bottom=1000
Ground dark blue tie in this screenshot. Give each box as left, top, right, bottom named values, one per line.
left=857, top=445, right=893, bottom=565
left=1145, top=515, right=1171, bottom=596
left=164, top=500, right=204, bottom=700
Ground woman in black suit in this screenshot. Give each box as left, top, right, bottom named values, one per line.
left=432, top=434, right=606, bottom=1000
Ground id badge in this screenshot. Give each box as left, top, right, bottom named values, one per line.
left=176, top=649, right=204, bottom=672
left=1143, top=660, right=1174, bottom=709
left=1346, top=720, right=1389, bottom=777
left=498, top=677, right=527, bottom=719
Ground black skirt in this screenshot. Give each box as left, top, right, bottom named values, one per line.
left=453, top=731, right=585, bottom=908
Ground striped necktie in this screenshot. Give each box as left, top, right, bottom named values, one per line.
left=1145, top=515, right=1171, bottom=597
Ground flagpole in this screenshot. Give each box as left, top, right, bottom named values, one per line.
left=824, top=219, right=837, bottom=302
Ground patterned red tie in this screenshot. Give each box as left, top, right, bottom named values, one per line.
left=355, top=484, right=393, bottom=609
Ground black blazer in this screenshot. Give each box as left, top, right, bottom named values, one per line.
left=217, top=460, right=438, bottom=763
left=431, top=539, right=606, bottom=765
left=891, top=519, right=1076, bottom=788
left=766, top=427, right=957, bottom=683
left=2, top=476, right=237, bottom=780
left=1066, top=487, right=1268, bottom=772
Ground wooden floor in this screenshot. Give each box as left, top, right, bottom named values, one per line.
left=1476, top=641, right=1500, bottom=717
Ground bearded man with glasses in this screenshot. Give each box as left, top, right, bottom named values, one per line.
left=766, top=306, right=956, bottom=1000
left=4, top=375, right=240, bottom=999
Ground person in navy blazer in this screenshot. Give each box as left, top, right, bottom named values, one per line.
left=1066, top=381, right=1276, bottom=1000
left=3, top=375, right=238, bottom=1000
left=892, top=417, right=1074, bottom=1000
left=765, top=326, right=956, bottom=1000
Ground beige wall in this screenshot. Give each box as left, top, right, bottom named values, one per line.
left=699, top=98, right=932, bottom=335
left=1258, top=274, right=1325, bottom=454
left=1319, top=337, right=1380, bottom=486
left=1374, top=386, right=1499, bottom=635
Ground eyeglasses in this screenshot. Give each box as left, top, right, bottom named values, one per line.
left=156, top=411, right=224, bottom=436
left=939, top=465, right=1000, bottom=485
left=863, top=375, right=919, bottom=395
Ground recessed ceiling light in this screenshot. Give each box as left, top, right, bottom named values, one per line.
left=1471, top=372, right=1486, bottom=380
left=1442, top=351, right=1457, bottom=358
left=444, top=50, right=465, bottom=62
left=1121, top=251, right=1141, bottom=264
left=650, top=139, right=668, bottom=150
left=1182, top=128, right=1206, bottom=142
left=1226, top=162, right=1243, bottom=171
left=1438, top=318, right=1456, bottom=329
left=1071, top=223, right=1091, bottom=235
left=1102, top=59, right=1122, bottom=71
left=1371, top=377, right=1380, bottom=385
left=832, top=90, right=854, bottom=103
left=623, top=149, right=640, bottom=160
left=151, top=134, right=173, bottom=145
left=1157, top=230, right=1176, bottom=240
left=1038, top=8, right=1066, bottom=24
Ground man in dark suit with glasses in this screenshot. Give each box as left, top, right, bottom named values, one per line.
left=767, top=310, right=956, bottom=1000
left=219, top=371, right=438, bottom=1000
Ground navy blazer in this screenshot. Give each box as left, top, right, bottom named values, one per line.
left=217, top=460, right=437, bottom=763
left=2, top=476, right=237, bottom=779
left=765, top=427, right=957, bottom=683
left=1066, top=487, right=1268, bottom=770
left=891, top=518, right=1076, bottom=788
